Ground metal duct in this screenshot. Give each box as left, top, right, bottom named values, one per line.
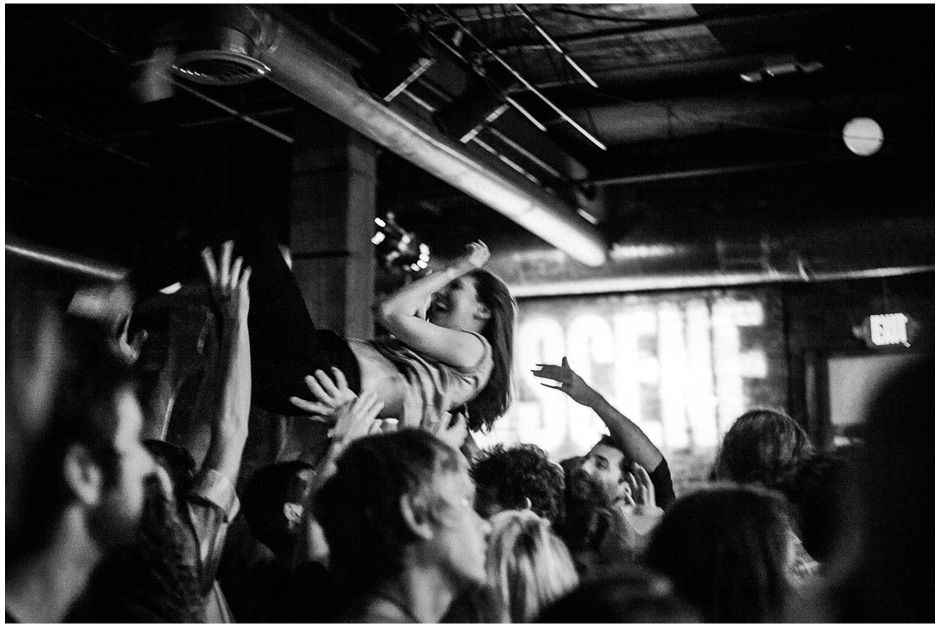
left=485, top=218, right=934, bottom=296
left=176, top=6, right=608, bottom=266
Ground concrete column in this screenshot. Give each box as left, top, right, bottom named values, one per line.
left=289, top=110, right=377, bottom=340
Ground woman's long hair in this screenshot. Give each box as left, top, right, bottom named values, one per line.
left=643, top=483, right=792, bottom=622
left=483, top=509, right=579, bottom=623
left=465, top=269, right=516, bottom=431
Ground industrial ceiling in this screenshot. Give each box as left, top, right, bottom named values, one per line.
left=5, top=4, right=934, bottom=292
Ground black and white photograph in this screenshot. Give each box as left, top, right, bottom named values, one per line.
left=6, top=3, right=934, bottom=623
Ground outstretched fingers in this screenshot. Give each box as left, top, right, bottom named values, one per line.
left=201, top=247, right=218, bottom=284
left=219, top=240, right=233, bottom=288
left=288, top=396, right=335, bottom=421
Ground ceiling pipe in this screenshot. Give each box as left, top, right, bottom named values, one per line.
left=179, top=6, right=608, bottom=266
left=6, top=237, right=128, bottom=282
left=484, top=218, right=934, bottom=296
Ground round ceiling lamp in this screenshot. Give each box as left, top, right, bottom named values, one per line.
left=842, top=117, right=883, bottom=156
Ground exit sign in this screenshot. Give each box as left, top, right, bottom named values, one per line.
left=868, top=313, right=910, bottom=347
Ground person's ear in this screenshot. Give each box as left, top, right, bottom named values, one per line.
left=400, top=494, right=435, bottom=541
left=63, top=443, right=105, bottom=507
left=473, top=303, right=492, bottom=321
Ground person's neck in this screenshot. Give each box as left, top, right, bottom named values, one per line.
left=376, top=567, right=458, bottom=624
left=5, top=510, right=102, bottom=623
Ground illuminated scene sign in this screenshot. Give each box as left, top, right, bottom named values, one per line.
left=477, top=290, right=788, bottom=478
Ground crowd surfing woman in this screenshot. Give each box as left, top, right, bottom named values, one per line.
left=220, top=231, right=515, bottom=435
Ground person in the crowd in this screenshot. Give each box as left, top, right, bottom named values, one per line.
left=532, top=357, right=675, bottom=509
left=314, top=429, right=491, bottom=623
left=470, top=443, right=566, bottom=524
left=231, top=460, right=337, bottom=622
left=780, top=450, right=851, bottom=565
left=533, top=358, right=673, bottom=575
left=713, top=408, right=820, bottom=582
left=643, top=483, right=793, bottom=622
left=790, top=355, right=934, bottom=622
left=5, top=313, right=156, bottom=623
left=533, top=564, right=700, bottom=623
left=64, top=239, right=253, bottom=623
left=477, top=509, right=579, bottom=622
left=713, top=408, right=814, bottom=490
left=229, top=388, right=386, bottom=623
left=65, top=467, right=204, bottom=622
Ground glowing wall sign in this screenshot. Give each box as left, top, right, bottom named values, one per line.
left=868, top=313, right=910, bottom=347
left=476, top=290, right=787, bottom=460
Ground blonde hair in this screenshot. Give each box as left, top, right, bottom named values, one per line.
left=483, top=509, right=579, bottom=623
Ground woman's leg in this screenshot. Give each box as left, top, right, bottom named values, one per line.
left=218, top=221, right=362, bottom=415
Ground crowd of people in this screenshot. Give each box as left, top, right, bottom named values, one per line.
left=6, top=234, right=934, bottom=623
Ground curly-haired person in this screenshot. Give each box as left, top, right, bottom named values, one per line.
left=471, top=444, right=566, bottom=524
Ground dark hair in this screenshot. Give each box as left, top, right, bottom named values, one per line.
left=243, top=460, right=317, bottom=556
left=534, top=564, right=700, bottom=623
left=827, top=355, right=934, bottom=622
left=714, top=409, right=813, bottom=490
left=779, top=450, right=850, bottom=563
left=10, top=315, right=137, bottom=560
left=66, top=475, right=204, bottom=622
left=313, top=429, right=462, bottom=595
left=643, top=483, right=792, bottom=622
left=471, top=444, right=565, bottom=524
left=465, top=269, right=515, bottom=431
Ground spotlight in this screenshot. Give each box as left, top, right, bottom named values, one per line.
left=372, top=212, right=431, bottom=276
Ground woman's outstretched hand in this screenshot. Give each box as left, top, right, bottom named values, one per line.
left=289, top=367, right=358, bottom=421
left=202, top=240, right=251, bottom=322
left=457, top=240, right=490, bottom=271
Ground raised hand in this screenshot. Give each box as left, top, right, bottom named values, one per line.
left=201, top=240, right=251, bottom=322
left=622, top=462, right=657, bottom=510
left=531, top=356, right=597, bottom=406
left=457, top=240, right=490, bottom=270
left=110, top=315, right=148, bottom=365
left=329, top=391, right=384, bottom=445
left=427, top=410, right=469, bottom=451
left=289, top=367, right=358, bottom=422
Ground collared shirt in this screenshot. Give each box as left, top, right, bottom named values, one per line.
left=185, top=468, right=240, bottom=623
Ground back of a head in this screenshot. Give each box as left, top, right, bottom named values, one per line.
left=243, top=460, right=316, bottom=556
left=715, top=409, right=813, bottom=489
left=534, top=564, right=700, bottom=623
left=465, top=268, right=516, bottom=432
left=9, top=313, right=137, bottom=561
left=313, top=429, right=461, bottom=596
left=471, top=443, right=565, bottom=524
left=838, top=354, right=934, bottom=622
left=484, top=509, right=578, bottom=622
left=643, top=483, right=791, bottom=622
left=780, top=450, right=850, bottom=563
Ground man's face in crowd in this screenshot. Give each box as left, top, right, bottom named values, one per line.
left=428, top=463, right=492, bottom=589
left=577, top=443, right=626, bottom=506
left=89, top=389, right=155, bottom=550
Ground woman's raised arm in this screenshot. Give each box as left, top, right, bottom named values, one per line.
left=374, top=241, right=490, bottom=369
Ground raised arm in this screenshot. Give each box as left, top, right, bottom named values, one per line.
left=532, top=357, right=663, bottom=472
left=199, top=241, right=252, bottom=484
left=373, top=240, right=490, bottom=369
